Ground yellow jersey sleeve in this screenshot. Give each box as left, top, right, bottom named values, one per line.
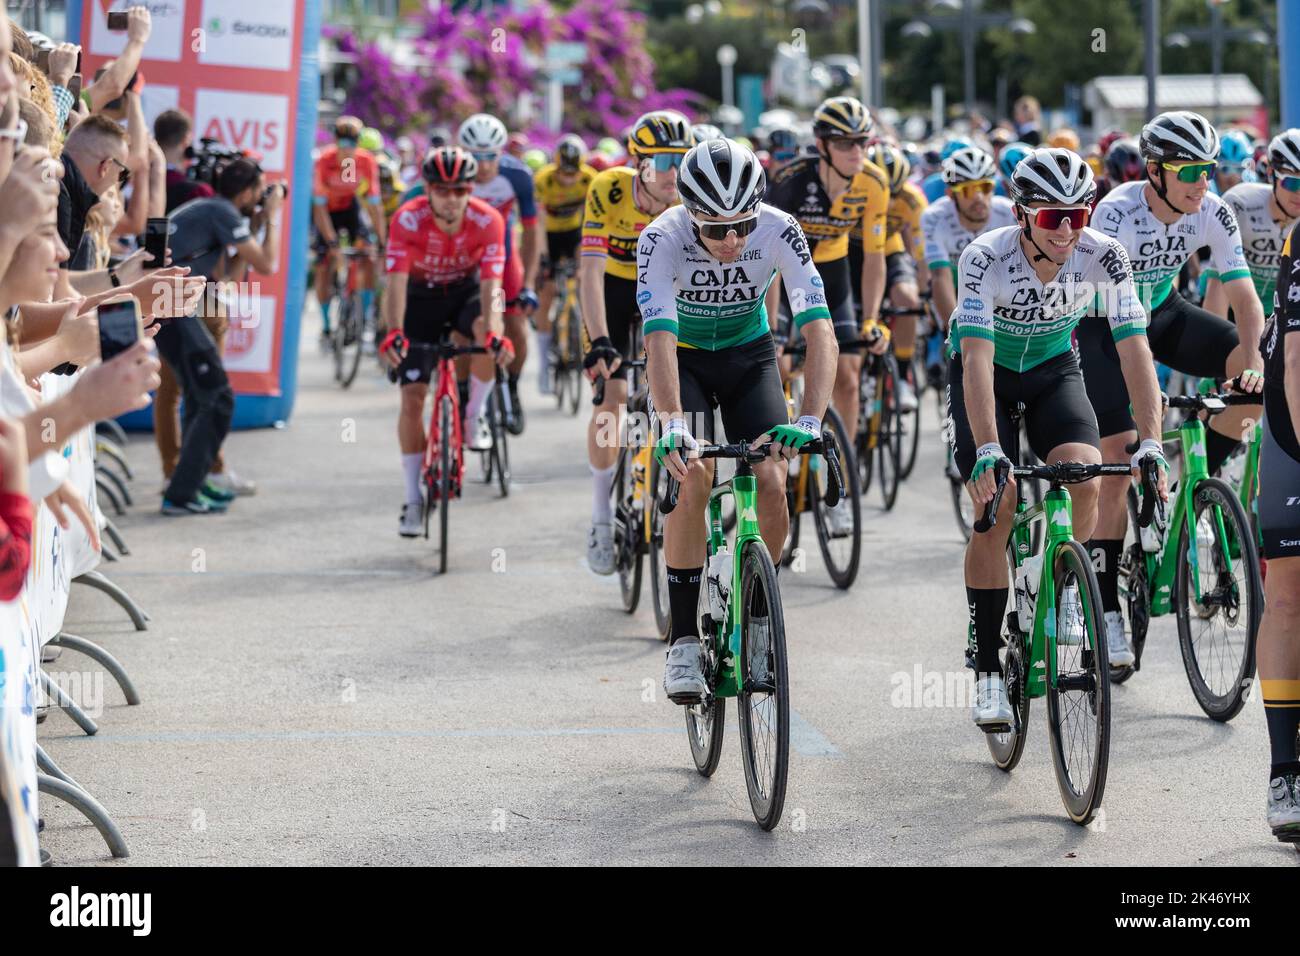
left=858, top=161, right=889, bottom=257
left=581, top=167, right=646, bottom=281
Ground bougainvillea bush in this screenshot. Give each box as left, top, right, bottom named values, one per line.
left=330, top=0, right=703, bottom=149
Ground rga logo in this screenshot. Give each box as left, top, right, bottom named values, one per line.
left=50, top=886, right=151, bottom=936
left=1214, top=203, right=1238, bottom=235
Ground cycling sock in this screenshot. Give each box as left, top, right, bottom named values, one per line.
left=894, top=344, right=914, bottom=363
left=667, top=566, right=703, bottom=643
left=465, top=375, right=491, bottom=423
left=1262, top=680, right=1300, bottom=772
left=535, top=332, right=552, bottom=375
left=320, top=298, right=332, bottom=333
left=401, top=453, right=423, bottom=505
left=967, top=586, right=1008, bottom=675
left=591, top=464, right=615, bottom=524
left=1204, top=427, right=1239, bottom=476
left=508, top=371, right=519, bottom=389
left=1088, top=539, right=1123, bottom=613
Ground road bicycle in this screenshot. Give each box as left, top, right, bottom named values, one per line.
left=777, top=349, right=862, bottom=589
left=392, top=335, right=510, bottom=574
left=548, top=256, right=585, bottom=416
left=849, top=334, right=904, bottom=511
left=879, top=300, right=929, bottom=480
left=660, top=432, right=845, bottom=830
left=977, top=414, right=1158, bottom=824
left=1117, top=389, right=1263, bottom=721
left=327, top=244, right=381, bottom=389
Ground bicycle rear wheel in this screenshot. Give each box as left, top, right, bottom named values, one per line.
left=336, top=292, right=365, bottom=388
left=878, top=358, right=903, bottom=511
left=436, top=396, right=454, bottom=575
left=566, top=299, right=583, bottom=416
left=1175, top=477, right=1261, bottom=721
left=488, top=379, right=511, bottom=497
left=898, top=365, right=922, bottom=480
left=686, top=627, right=725, bottom=776
left=810, top=407, right=862, bottom=589
left=648, top=457, right=672, bottom=641
left=1046, top=539, right=1110, bottom=825
left=737, top=538, right=789, bottom=831
left=613, top=451, right=643, bottom=614
left=987, top=624, right=1032, bottom=771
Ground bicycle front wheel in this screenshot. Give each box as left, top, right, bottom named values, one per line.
left=488, top=380, right=511, bottom=497
left=1046, top=539, right=1110, bottom=825
left=878, top=358, right=903, bottom=511
left=810, top=407, right=862, bottom=589
left=436, top=396, right=454, bottom=575
left=648, top=457, right=672, bottom=641
left=1175, top=477, right=1261, bottom=721
left=737, top=539, right=789, bottom=831
left=336, top=292, right=365, bottom=388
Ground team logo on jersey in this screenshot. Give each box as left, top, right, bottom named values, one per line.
left=637, top=290, right=652, bottom=305
left=398, top=209, right=419, bottom=233
left=810, top=275, right=823, bottom=288
left=962, top=297, right=983, bottom=312
left=643, top=307, right=664, bottom=318
left=1214, top=203, right=1238, bottom=236
left=779, top=224, right=811, bottom=266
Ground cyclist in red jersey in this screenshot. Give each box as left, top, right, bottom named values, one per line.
left=379, top=146, right=513, bottom=538
left=312, top=116, right=388, bottom=344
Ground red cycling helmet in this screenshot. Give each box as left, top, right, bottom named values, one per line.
left=422, top=145, right=478, bottom=184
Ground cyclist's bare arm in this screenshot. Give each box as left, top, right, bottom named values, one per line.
left=1223, top=275, right=1266, bottom=369
left=382, top=272, right=407, bottom=334
left=1202, top=275, right=1227, bottom=318
left=960, top=338, right=999, bottom=451
left=579, top=253, right=608, bottom=339
left=932, top=266, right=956, bottom=327
left=312, top=204, right=336, bottom=244
left=797, top=318, right=838, bottom=421
left=860, top=250, right=886, bottom=326
left=1115, top=335, right=1164, bottom=444
left=521, top=221, right=541, bottom=290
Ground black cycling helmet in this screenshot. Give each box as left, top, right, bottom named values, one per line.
left=627, top=110, right=693, bottom=157
left=767, top=127, right=799, bottom=153
left=1103, top=137, right=1143, bottom=183
left=555, top=134, right=585, bottom=171
left=422, top=145, right=478, bottom=184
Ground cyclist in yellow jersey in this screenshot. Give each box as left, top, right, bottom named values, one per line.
left=766, top=96, right=890, bottom=465
left=534, top=134, right=597, bottom=394
left=859, top=141, right=928, bottom=410
left=580, top=111, right=693, bottom=574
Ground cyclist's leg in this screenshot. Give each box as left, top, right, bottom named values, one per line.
left=885, top=252, right=920, bottom=367
left=658, top=350, right=718, bottom=644
left=586, top=275, right=636, bottom=570
left=1077, top=315, right=1138, bottom=616
left=1025, top=351, right=1104, bottom=541
left=1149, top=292, right=1257, bottom=473
left=397, top=289, right=442, bottom=503
left=950, top=352, right=1019, bottom=675
left=815, top=257, right=861, bottom=441
left=716, top=336, right=792, bottom=563
left=458, top=289, right=495, bottom=426
left=1257, top=416, right=1300, bottom=828
left=501, top=253, right=527, bottom=379
left=312, top=234, right=337, bottom=332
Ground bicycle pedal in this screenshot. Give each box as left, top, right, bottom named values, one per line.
left=1272, top=825, right=1300, bottom=844
left=666, top=690, right=705, bottom=706
left=979, top=722, right=1012, bottom=736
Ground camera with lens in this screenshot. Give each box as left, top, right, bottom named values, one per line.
left=185, top=137, right=249, bottom=188
left=262, top=182, right=288, bottom=202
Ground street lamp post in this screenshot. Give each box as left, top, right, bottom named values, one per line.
left=717, top=43, right=738, bottom=115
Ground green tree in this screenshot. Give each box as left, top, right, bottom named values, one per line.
left=646, top=14, right=776, bottom=107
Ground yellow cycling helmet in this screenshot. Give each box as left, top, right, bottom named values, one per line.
left=359, top=127, right=384, bottom=153
left=867, top=142, right=910, bottom=193
left=812, top=96, right=874, bottom=139
left=627, top=110, right=693, bottom=157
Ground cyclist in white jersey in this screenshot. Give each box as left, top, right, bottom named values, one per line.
left=1202, top=129, right=1300, bottom=315
left=1076, top=111, right=1265, bottom=662
left=921, top=145, right=1018, bottom=328
left=639, top=140, right=838, bottom=702
left=951, top=148, right=1167, bottom=725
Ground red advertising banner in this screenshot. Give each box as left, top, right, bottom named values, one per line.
left=75, top=0, right=304, bottom=398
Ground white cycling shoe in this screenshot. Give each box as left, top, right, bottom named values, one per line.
left=973, top=673, right=1013, bottom=729
left=1267, top=773, right=1300, bottom=841
left=399, top=502, right=422, bottom=538
left=824, top=498, right=854, bottom=537
left=664, top=639, right=708, bottom=704
left=465, top=415, right=492, bottom=451
left=1105, top=610, right=1135, bottom=666
left=587, top=522, right=616, bottom=575
left=896, top=377, right=919, bottom=413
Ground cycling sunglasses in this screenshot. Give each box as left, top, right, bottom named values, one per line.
left=336, top=136, right=358, bottom=149
left=827, top=136, right=869, bottom=152
left=693, top=213, right=759, bottom=241
left=952, top=179, right=994, bottom=199
left=1025, top=205, right=1090, bottom=230
left=1161, top=160, right=1215, bottom=183
left=650, top=153, right=685, bottom=172
left=471, top=150, right=501, bottom=163
left=1275, top=174, right=1300, bottom=192
left=430, top=184, right=473, bottom=196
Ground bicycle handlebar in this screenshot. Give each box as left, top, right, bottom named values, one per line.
left=591, top=359, right=647, bottom=406
left=659, top=431, right=844, bottom=516
left=973, top=460, right=1151, bottom=534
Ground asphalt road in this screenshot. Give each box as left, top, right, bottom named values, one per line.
left=38, top=318, right=1297, bottom=866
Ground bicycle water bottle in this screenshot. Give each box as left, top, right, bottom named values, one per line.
left=1014, top=553, right=1043, bottom=633
left=706, top=549, right=733, bottom=623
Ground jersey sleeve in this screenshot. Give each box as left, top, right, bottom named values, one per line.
left=312, top=157, right=328, bottom=206
left=507, top=164, right=537, bottom=225
left=637, top=224, right=680, bottom=338
left=478, top=207, right=507, bottom=280
left=904, top=190, right=927, bottom=262
left=1204, top=194, right=1251, bottom=285
left=921, top=205, right=948, bottom=270
left=1093, top=238, right=1147, bottom=342
left=773, top=214, right=832, bottom=330
left=385, top=205, right=419, bottom=275
left=951, top=241, right=997, bottom=346
left=580, top=174, right=614, bottom=257
left=361, top=154, right=382, bottom=203
left=859, top=172, right=888, bottom=256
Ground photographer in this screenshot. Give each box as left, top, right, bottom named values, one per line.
left=155, top=158, right=283, bottom=512
left=155, top=109, right=214, bottom=212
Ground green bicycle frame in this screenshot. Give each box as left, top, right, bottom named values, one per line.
left=1008, top=487, right=1080, bottom=698
left=1143, top=417, right=1236, bottom=617
left=704, top=473, right=761, bottom=700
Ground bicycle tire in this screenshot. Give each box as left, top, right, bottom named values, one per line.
left=686, top=628, right=725, bottom=776
left=736, top=538, right=789, bottom=831
left=878, top=357, right=902, bottom=511
left=437, top=396, right=454, bottom=575
left=614, top=451, right=643, bottom=614
left=337, top=292, right=365, bottom=388
left=810, top=406, right=862, bottom=589
left=1175, top=477, right=1261, bottom=722
left=566, top=298, right=583, bottom=416
left=1113, top=487, right=1150, bottom=684
left=489, top=380, right=511, bottom=498
left=1046, top=539, right=1110, bottom=825
left=331, top=296, right=351, bottom=383
left=648, top=456, right=672, bottom=641
left=987, top=617, right=1032, bottom=772
left=898, top=367, right=922, bottom=481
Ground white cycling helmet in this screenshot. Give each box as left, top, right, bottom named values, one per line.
left=691, top=123, right=724, bottom=143
left=941, top=146, right=997, bottom=185
left=1140, top=110, right=1220, bottom=165
left=1009, top=147, right=1096, bottom=206
left=1268, top=128, right=1300, bottom=175
left=458, top=113, right=508, bottom=152
left=677, top=139, right=766, bottom=218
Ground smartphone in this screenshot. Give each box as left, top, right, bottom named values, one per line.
left=107, top=11, right=129, bottom=31
left=144, top=217, right=169, bottom=268
left=67, top=74, right=82, bottom=103
left=36, top=48, right=50, bottom=75
left=98, top=297, right=142, bottom=362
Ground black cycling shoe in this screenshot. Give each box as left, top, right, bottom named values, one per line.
left=506, top=379, right=525, bottom=435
